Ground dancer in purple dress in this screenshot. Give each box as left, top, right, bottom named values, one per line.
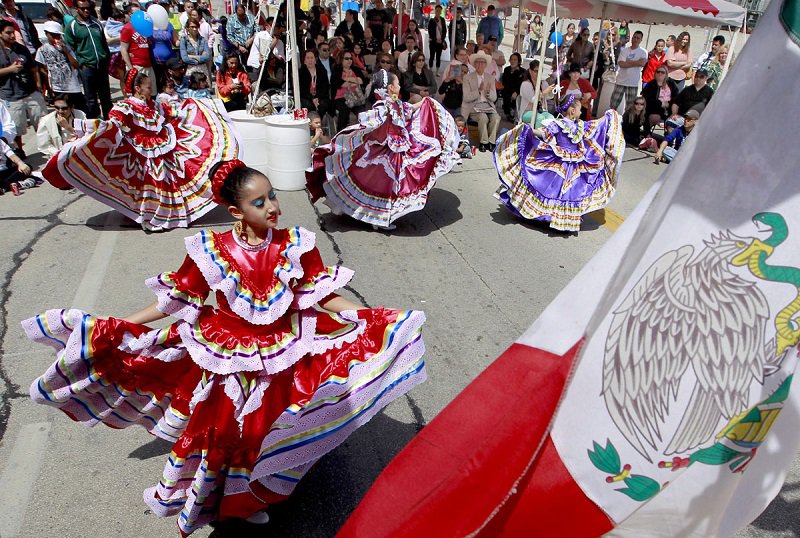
left=493, top=94, right=624, bottom=232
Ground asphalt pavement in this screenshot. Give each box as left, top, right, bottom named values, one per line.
left=0, top=123, right=797, bottom=537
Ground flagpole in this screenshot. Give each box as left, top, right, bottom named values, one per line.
left=588, top=1, right=607, bottom=86
left=397, top=0, right=404, bottom=46
left=450, top=2, right=457, bottom=56
left=248, top=3, right=275, bottom=113
left=719, top=20, right=741, bottom=85
left=530, top=0, right=552, bottom=127
left=288, top=0, right=301, bottom=110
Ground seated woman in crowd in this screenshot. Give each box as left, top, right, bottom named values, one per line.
left=37, top=94, right=86, bottom=159
left=706, top=46, right=728, bottom=91
left=329, top=37, right=346, bottom=64
left=500, top=52, right=525, bottom=120
left=559, top=63, right=596, bottom=120
left=641, top=64, right=679, bottom=132
left=351, top=42, right=367, bottom=72
left=331, top=50, right=369, bottom=131
left=439, top=46, right=468, bottom=117
left=621, top=96, right=647, bottom=146
left=518, top=60, right=557, bottom=127
left=403, top=51, right=437, bottom=104
left=300, top=49, right=331, bottom=119
left=260, top=55, right=286, bottom=91
left=216, top=52, right=251, bottom=111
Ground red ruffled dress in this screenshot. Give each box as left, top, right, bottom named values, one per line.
left=23, top=226, right=427, bottom=536
left=306, top=95, right=461, bottom=228
left=43, top=97, right=242, bottom=231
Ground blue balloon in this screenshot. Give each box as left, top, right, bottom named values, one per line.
left=550, top=31, right=563, bottom=46
left=131, top=10, right=154, bottom=38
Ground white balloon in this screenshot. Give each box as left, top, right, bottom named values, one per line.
left=147, top=4, right=170, bottom=31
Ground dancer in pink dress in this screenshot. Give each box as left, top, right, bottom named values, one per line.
left=306, top=69, right=460, bottom=230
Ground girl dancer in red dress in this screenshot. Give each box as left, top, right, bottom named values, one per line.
left=24, top=160, right=427, bottom=536
left=43, top=70, right=241, bottom=231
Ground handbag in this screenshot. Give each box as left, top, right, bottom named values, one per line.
left=602, top=40, right=617, bottom=84
left=344, top=84, right=366, bottom=108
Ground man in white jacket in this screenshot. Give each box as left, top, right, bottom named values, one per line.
left=36, top=94, right=86, bottom=158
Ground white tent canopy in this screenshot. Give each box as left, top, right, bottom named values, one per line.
left=475, top=0, right=746, bottom=27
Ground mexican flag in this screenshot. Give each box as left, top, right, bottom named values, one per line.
left=337, top=0, right=800, bottom=536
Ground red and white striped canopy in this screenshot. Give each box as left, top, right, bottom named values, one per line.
left=475, top=0, right=747, bottom=27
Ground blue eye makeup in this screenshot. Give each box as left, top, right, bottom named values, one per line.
left=252, top=199, right=265, bottom=208
left=268, top=190, right=277, bottom=200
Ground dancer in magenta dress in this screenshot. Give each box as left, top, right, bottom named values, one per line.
left=24, top=160, right=427, bottom=536
left=493, top=93, right=624, bottom=232
left=307, top=69, right=460, bottom=230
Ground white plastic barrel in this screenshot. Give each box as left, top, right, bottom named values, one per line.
left=264, top=115, right=311, bottom=191
left=227, top=109, right=270, bottom=176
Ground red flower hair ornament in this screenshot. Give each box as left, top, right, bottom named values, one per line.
left=124, top=69, right=141, bottom=95
left=211, top=159, right=247, bottom=205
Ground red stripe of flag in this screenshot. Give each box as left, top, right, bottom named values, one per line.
left=338, top=341, right=612, bottom=537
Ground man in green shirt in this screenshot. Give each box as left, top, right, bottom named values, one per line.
left=64, top=0, right=112, bottom=118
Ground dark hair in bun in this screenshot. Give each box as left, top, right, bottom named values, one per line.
left=209, top=160, right=261, bottom=206
left=371, top=68, right=397, bottom=92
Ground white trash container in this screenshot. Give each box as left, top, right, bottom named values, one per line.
left=264, top=115, right=311, bottom=191
left=228, top=109, right=270, bottom=175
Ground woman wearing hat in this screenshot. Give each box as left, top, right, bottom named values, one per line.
left=41, top=69, right=242, bottom=231
left=493, top=92, right=624, bottom=233
left=35, top=21, right=88, bottom=113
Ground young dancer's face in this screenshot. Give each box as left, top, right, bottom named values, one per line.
left=231, top=173, right=281, bottom=233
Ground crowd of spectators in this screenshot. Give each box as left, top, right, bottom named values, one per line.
left=0, top=0, right=740, bottom=196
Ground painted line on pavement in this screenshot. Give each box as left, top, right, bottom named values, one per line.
left=587, top=208, right=625, bottom=232
left=0, top=214, right=120, bottom=537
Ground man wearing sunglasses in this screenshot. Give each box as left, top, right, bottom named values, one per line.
left=64, top=0, right=112, bottom=119
left=36, top=94, right=86, bottom=158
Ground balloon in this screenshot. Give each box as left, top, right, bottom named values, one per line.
left=146, top=4, right=169, bottom=31
left=550, top=31, right=563, bottom=46
left=131, top=10, right=154, bottom=38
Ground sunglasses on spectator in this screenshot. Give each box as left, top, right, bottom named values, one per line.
left=416, top=57, right=425, bottom=61
left=634, top=101, right=645, bottom=106
left=343, top=56, right=353, bottom=60
left=54, top=105, right=70, bottom=110
left=380, top=59, right=391, bottom=64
